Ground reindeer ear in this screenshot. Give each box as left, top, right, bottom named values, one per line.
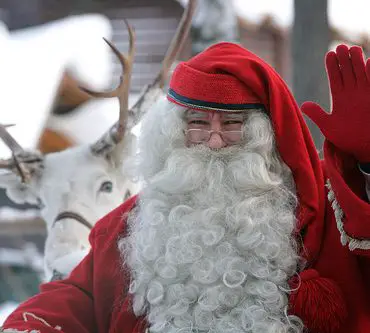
left=0, top=172, right=39, bottom=205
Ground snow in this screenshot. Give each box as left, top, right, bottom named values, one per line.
left=0, top=245, right=43, bottom=325
left=0, top=301, right=18, bottom=326
left=46, top=93, right=141, bottom=145
left=0, top=14, right=113, bottom=158
left=0, top=206, right=40, bottom=222
left=0, top=245, right=43, bottom=270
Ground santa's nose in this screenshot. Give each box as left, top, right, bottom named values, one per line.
left=207, top=132, right=226, bottom=149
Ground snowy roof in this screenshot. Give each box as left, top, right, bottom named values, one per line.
left=0, top=14, right=114, bottom=158
left=45, top=93, right=141, bottom=145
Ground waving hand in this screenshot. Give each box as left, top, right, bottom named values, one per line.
left=301, top=45, right=370, bottom=162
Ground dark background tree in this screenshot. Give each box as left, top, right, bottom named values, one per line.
left=292, top=0, right=329, bottom=151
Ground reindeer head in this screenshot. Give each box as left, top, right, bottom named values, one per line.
left=0, top=140, right=136, bottom=277
left=0, top=1, right=196, bottom=280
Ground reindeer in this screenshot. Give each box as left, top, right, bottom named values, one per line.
left=0, top=0, right=196, bottom=281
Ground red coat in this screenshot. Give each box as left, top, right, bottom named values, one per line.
left=3, top=153, right=370, bottom=333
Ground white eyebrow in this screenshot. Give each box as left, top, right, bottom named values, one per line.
left=185, top=110, right=246, bottom=121
left=222, top=113, right=245, bottom=120
left=185, top=110, right=210, bottom=119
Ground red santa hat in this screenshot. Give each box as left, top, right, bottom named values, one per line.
left=167, top=43, right=347, bottom=332
left=167, top=42, right=325, bottom=263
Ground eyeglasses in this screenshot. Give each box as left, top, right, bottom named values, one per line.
left=184, top=129, right=244, bottom=145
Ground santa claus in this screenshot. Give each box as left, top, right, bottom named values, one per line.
left=3, top=42, right=370, bottom=333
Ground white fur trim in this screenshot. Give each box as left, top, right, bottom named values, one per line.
left=22, top=313, right=61, bottom=331
left=0, top=329, right=39, bottom=333
left=0, top=311, right=63, bottom=333
left=326, top=180, right=370, bottom=250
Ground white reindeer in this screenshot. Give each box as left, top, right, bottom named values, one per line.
left=0, top=0, right=196, bottom=281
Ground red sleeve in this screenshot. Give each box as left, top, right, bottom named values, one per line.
left=324, top=141, right=370, bottom=256
left=1, top=195, right=138, bottom=333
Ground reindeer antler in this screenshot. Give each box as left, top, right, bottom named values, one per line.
left=128, top=0, right=197, bottom=126
left=85, top=20, right=135, bottom=155
left=88, top=1, right=196, bottom=156
left=0, top=124, right=23, bottom=154
left=0, top=124, right=44, bottom=183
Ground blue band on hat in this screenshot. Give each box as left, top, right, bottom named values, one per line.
left=168, top=89, right=265, bottom=112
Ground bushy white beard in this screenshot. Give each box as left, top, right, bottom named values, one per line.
left=120, top=99, right=303, bottom=333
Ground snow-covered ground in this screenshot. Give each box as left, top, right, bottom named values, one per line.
left=0, top=245, right=43, bottom=325
left=0, top=206, right=40, bottom=221
left=0, top=301, right=18, bottom=325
